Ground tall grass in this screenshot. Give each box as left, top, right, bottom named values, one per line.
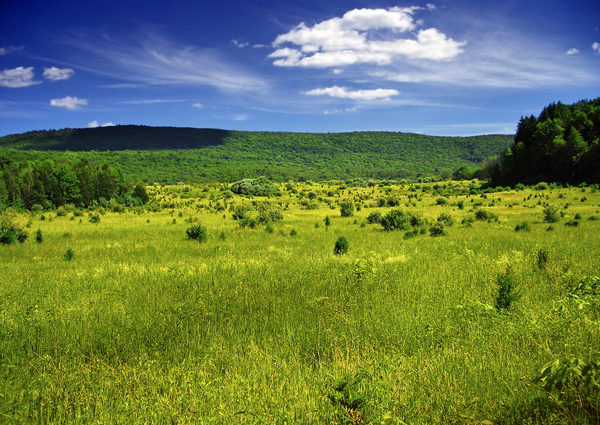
left=1, top=183, right=598, bottom=423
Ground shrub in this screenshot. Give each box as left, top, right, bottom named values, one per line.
left=31, top=204, right=43, bottom=213
left=257, top=203, right=283, bottom=223
left=429, top=223, right=447, bottom=237
left=56, top=206, right=67, bottom=217
left=186, top=223, right=208, bottom=241
left=366, top=211, right=382, bottom=224
left=404, top=228, right=419, bottom=239
left=381, top=209, right=409, bottom=231
left=340, top=200, right=355, bottom=217
left=73, top=209, right=84, bottom=217
left=407, top=211, right=427, bottom=227
left=475, top=209, right=497, bottom=221
left=334, top=236, right=349, bottom=255
left=324, top=215, right=331, bottom=227
left=564, top=220, right=579, bottom=227
left=0, top=212, right=28, bottom=245
left=89, top=213, right=101, bottom=223
left=437, top=212, right=454, bottom=226
left=436, top=197, right=449, bottom=206
left=543, top=205, right=560, bottom=223
left=495, top=273, right=520, bottom=310
left=64, top=248, right=74, bottom=261
left=589, top=215, right=599, bottom=221
left=290, top=229, right=297, bottom=237
left=239, top=217, right=257, bottom=229
left=232, top=204, right=253, bottom=220
left=230, top=176, right=279, bottom=197
left=535, top=182, right=549, bottom=191
left=515, top=221, right=531, bottom=232
left=536, top=248, right=549, bottom=269
left=35, top=229, right=43, bottom=243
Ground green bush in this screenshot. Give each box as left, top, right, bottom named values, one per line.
left=35, top=229, right=43, bottom=243
left=339, top=200, right=355, bottom=217
left=429, top=223, right=447, bottom=237
left=436, top=197, right=449, bottom=205
left=381, top=209, right=409, bottom=231
left=495, top=273, right=520, bottom=310
left=186, top=223, right=208, bottom=241
left=543, top=205, right=560, bottom=223
left=64, top=248, right=74, bottom=261
left=366, top=211, right=382, bottom=224
left=475, top=209, right=497, bottom=221
left=230, top=176, right=279, bottom=197
left=56, top=206, right=66, bottom=217
left=0, top=212, right=28, bottom=245
left=564, top=220, right=579, bottom=227
left=334, top=236, right=349, bottom=255
left=515, top=221, right=531, bottom=232
left=89, top=213, right=101, bottom=223
left=437, top=212, right=454, bottom=226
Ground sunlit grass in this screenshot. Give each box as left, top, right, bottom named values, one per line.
left=1, top=182, right=599, bottom=423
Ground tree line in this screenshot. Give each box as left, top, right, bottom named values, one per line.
left=0, top=155, right=148, bottom=211
left=490, top=97, right=600, bottom=186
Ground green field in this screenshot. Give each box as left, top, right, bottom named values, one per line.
left=1, top=181, right=599, bottom=424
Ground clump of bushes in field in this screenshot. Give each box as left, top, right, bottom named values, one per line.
left=0, top=211, right=28, bottom=245
left=475, top=209, right=498, bottom=221
left=186, top=222, right=208, bottom=242
left=340, top=200, right=355, bottom=217
left=515, top=221, right=531, bottom=232
left=230, top=176, right=279, bottom=197
left=366, top=211, right=382, bottom=224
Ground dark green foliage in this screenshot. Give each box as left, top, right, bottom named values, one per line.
left=63, top=248, right=74, bottom=261
left=428, top=223, right=447, bottom=237
left=514, top=221, right=531, bottom=232
left=239, top=217, right=257, bottom=229
left=256, top=202, right=283, bottom=224
left=186, top=223, right=208, bottom=241
left=35, top=228, right=43, bottom=243
left=366, top=211, right=382, bottom=224
left=404, top=228, right=420, bottom=239
left=492, top=98, right=600, bottom=186
left=230, top=176, right=278, bottom=197
left=339, top=200, right=355, bottom=217
left=132, top=183, right=150, bottom=204
left=326, top=370, right=373, bottom=425
left=407, top=211, right=427, bottom=227
left=380, top=209, right=409, bottom=231
left=0, top=212, right=28, bottom=245
left=564, top=220, right=579, bottom=227
left=474, top=209, right=497, bottom=221
left=89, top=213, right=101, bottom=223
left=495, top=273, right=520, bottom=310
left=334, top=236, right=349, bottom=255
left=543, top=205, right=560, bottom=223
left=589, top=215, right=599, bottom=221
left=231, top=204, right=252, bottom=220
left=290, top=229, right=297, bottom=237
left=436, top=197, right=449, bottom=205
left=324, top=215, right=331, bottom=227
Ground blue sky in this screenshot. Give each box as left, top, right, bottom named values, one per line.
left=1, top=0, right=599, bottom=138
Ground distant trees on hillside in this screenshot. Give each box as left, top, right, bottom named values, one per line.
left=490, top=98, right=600, bottom=186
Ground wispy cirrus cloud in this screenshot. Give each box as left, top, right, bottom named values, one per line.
left=268, top=7, right=465, bottom=68
left=566, top=48, right=579, bottom=55
left=43, top=67, right=75, bottom=81
left=0, top=67, right=41, bottom=88
left=304, top=86, right=399, bottom=101
left=593, top=42, right=600, bottom=52
left=119, top=99, right=185, bottom=104
left=57, top=29, right=268, bottom=92
left=0, top=46, right=23, bottom=56
left=50, top=96, right=87, bottom=110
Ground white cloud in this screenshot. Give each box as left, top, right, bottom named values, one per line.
left=192, top=103, right=204, bottom=109
left=58, top=29, right=268, bottom=92
left=0, top=67, right=41, bottom=88
left=232, top=114, right=249, bottom=121
left=88, top=120, right=115, bottom=128
left=593, top=42, right=600, bottom=52
left=269, top=7, right=465, bottom=68
left=303, top=86, right=399, bottom=100
left=232, top=39, right=249, bottom=48
left=332, top=68, right=343, bottom=74
left=43, top=67, right=75, bottom=81
left=50, top=96, right=88, bottom=110
left=0, top=46, right=23, bottom=56
left=566, top=48, right=579, bottom=55
left=426, top=4, right=436, bottom=11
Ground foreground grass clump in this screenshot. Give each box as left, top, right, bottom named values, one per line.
left=0, top=181, right=599, bottom=424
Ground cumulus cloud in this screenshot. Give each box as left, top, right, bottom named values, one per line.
left=43, top=67, right=75, bottom=81
left=88, top=120, right=115, bottom=128
left=593, top=42, right=600, bottom=52
left=0, top=67, right=41, bottom=88
left=566, top=48, right=579, bottom=55
left=303, top=86, right=399, bottom=100
left=269, top=7, right=465, bottom=68
left=50, top=96, right=88, bottom=110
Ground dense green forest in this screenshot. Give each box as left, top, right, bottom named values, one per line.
left=491, top=97, right=600, bottom=186
left=0, top=127, right=512, bottom=184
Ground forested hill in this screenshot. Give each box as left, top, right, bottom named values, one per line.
left=0, top=126, right=512, bottom=183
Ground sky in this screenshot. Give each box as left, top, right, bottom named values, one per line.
left=1, top=0, right=599, bottom=138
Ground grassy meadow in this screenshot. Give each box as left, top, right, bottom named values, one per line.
left=1, top=181, right=599, bottom=424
